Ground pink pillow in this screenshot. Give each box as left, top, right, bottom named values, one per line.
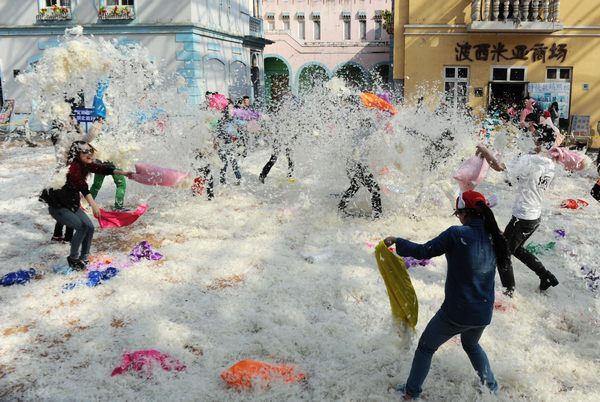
left=453, top=156, right=490, bottom=192
left=131, top=163, right=189, bottom=187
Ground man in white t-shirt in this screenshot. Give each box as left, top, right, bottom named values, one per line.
left=476, top=142, right=559, bottom=297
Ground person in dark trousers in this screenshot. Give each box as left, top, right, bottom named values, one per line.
left=385, top=191, right=506, bottom=400
left=40, top=141, right=132, bottom=270
left=476, top=142, right=559, bottom=296
left=258, top=100, right=295, bottom=183
left=216, top=101, right=242, bottom=185
left=338, top=112, right=382, bottom=219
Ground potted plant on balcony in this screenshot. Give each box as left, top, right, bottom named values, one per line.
left=59, top=6, right=69, bottom=16
left=98, top=6, right=107, bottom=17
left=121, top=6, right=132, bottom=18
left=38, top=7, right=48, bottom=17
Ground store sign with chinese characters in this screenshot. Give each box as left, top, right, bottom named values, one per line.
left=455, top=42, right=567, bottom=63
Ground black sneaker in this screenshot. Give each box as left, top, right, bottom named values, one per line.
left=503, top=287, right=515, bottom=298
left=51, top=236, right=64, bottom=242
left=539, top=273, right=559, bottom=291
left=67, top=256, right=86, bottom=271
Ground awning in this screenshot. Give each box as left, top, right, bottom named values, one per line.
left=296, top=12, right=305, bottom=20
left=341, top=11, right=351, bottom=20
left=311, top=11, right=320, bottom=20
left=281, top=12, right=290, bottom=20
left=357, top=10, right=367, bottom=20
left=265, top=12, right=275, bottom=20
left=374, top=10, right=383, bottom=20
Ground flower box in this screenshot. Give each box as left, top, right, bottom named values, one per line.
left=37, top=6, right=72, bottom=21
left=98, top=5, right=135, bottom=20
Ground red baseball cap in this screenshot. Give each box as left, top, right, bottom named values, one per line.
left=543, top=111, right=551, bottom=118
left=456, top=191, right=489, bottom=210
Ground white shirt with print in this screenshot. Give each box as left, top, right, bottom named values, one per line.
left=507, top=154, right=555, bottom=220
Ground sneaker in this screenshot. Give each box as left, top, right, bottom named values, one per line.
left=258, top=175, right=265, bottom=184
left=51, top=236, right=64, bottom=242
left=66, top=256, right=86, bottom=271
left=395, top=384, right=417, bottom=400
left=112, top=207, right=131, bottom=212
left=503, top=287, right=515, bottom=298
left=539, top=273, right=559, bottom=291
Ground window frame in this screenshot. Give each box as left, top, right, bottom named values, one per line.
left=313, top=20, right=321, bottom=40
left=343, top=20, right=351, bottom=40
left=443, top=66, right=470, bottom=108
left=546, top=67, right=572, bottom=82
left=490, top=66, right=528, bottom=82
left=359, top=20, right=367, bottom=40
left=374, top=20, right=382, bottom=40
left=298, top=20, right=306, bottom=40
left=105, top=0, right=134, bottom=6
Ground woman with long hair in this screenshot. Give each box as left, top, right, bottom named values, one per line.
left=384, top=190, right=507, bottom=399
left=43, top=141, right=132, bottom=270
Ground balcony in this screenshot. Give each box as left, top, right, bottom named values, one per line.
left=468, top=0, right=563, bottom=32
left=249, top=16, right=263, bottom=37
left=36, top=6, right=72, bottom=22
left=98, top=6, right=135, bottom=21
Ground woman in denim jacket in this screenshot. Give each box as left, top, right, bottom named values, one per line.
left=384, top=191, right=508, bottom=399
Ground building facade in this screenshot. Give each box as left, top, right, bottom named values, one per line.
left=0, top=0, right=269, bottom=117
left=261, top=0, right=392, bottom=101
left=393, top=0, right=600, bottom=145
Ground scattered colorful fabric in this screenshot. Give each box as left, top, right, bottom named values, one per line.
left=561, top=199, right=589, bottom=209
left=402, top=256, right=433, bottom=268
left=111, top=350, right=186, bottom=377
left=130, top=163, right=189, bottom=187
left=191, top=177, right=205, bottom=195
left=208, top=93, right=228, bottom=111
left=130, top=241, right=163, bottom=262
left=453, top=156, right=490, bottom=192
left=62, top=267, right=119, bottom=291
left=220, top=359, right=306, bottom=390
left=581, top=266, right=599, bottom=292
left=86, top=267, right=119, bottom=287
left=53, top=264, right=75, bottom=276
left=1, top=268, right=37, bottom=286
left=98, top=204, right=149, bottom=229
left=554, top=229, right=567, bottom=239
left=525, top=242, right=556, bottom=255
left=360, top=92, right=397, bottom=115
left=374, top=241, right=418, bottom=330
left=232, top=108, right=260, bottom=121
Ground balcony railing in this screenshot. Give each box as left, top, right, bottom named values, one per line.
left=469, top=0, right=563, bottom=32
left=37, top=7, right=72, bottom=21
left=249, top=16, right=263, bottom=37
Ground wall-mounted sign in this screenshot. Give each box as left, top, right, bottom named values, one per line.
left=455, top=42, right=567, bottom=63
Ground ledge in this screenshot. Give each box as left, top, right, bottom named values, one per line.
left=468, top=21, right=563, bottom=33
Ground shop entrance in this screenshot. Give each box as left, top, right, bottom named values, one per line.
left=488, top=82, right=527, bottom=111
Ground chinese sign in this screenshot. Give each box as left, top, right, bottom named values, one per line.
left=73, top=108, right=96, bottom=123
left=527, top=82, right=570, bottom=118
left=455, top=42, right=567, bottom=63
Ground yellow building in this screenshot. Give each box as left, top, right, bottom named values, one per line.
left=393, top=0, right=600, bottom=146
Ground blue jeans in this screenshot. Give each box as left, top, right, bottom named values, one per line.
left=48, top=207, right=94, bottom=260
left=405, top=310, right=497, bottom=398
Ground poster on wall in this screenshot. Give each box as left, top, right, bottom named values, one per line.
left=527, top=82, right=571, bottom=119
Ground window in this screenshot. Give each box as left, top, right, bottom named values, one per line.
left=546, top=67, right=571, bottom=81
left=283, top=20, right=290, bottom=31
left=444, top=66, right=469, bottom=108
left=374, top=21, right=382, bottom=40
left=359, top=20, right=367, bottom=40
left=45, top=0, right=70, bottom=5
left=298, top=20, right=306, bottom=40
left=106, top=0, right=134, bottom=5
left=267, top=20, right=275, bottom=31
left=314, top=20, right=321, bottom=40
left=491, top=66, right=527, bottom=82
left=343, top=20, right=351, bottom=40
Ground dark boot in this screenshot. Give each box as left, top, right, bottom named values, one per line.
left=539, top=272, right=559, bottom=291
left=67, top=256, right=86, bottom=271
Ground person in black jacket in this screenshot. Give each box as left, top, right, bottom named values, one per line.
left=42, top=141, right=132, bottom=270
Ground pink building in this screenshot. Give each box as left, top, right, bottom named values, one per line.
left=261, top=0, right=392, bottom=101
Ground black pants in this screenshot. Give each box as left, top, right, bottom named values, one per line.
left=259, top=145, right=294, bottom=180
left=338, top=161, right=382, bottom=216
left=195, top=166, right=214, bottom=200
left=497, top=216, right=551, bottom=290
left=53, top=222, right=73, bottom=241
